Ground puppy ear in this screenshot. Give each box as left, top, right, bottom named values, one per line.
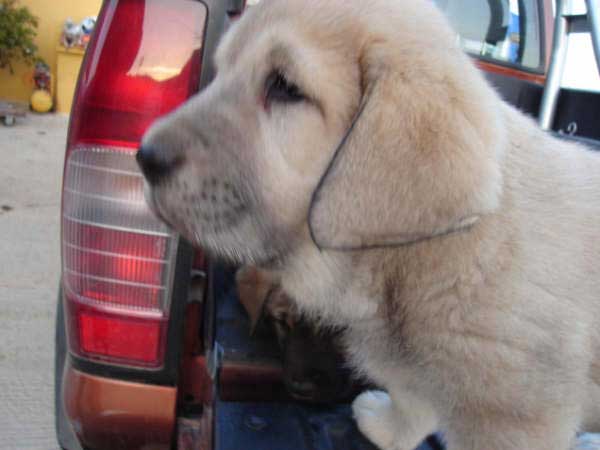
left=309, top=40, right=504, bottom=250
left=263, top=288, right=297, bottom=327
left=235, top=266, right=278, bottom=335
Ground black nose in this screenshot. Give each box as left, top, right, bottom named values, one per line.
left=288, top=377, right=318, bottom=399
left=136, top=145, right=182, bottom=184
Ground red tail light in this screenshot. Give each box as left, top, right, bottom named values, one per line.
left=61, top=0, right=207, bottom=368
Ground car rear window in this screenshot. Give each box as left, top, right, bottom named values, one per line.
left=434, top=0, right=543, bottom=72
left=247, top=0, right=545, bottom=71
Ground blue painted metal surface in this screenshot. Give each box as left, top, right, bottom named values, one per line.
left=215, top=400, right=443, bottom=450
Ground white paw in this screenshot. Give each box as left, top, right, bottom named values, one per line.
left=353, top=390, right=396, bottom=449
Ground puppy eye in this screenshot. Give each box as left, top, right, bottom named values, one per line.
left=274, top=314, right=290, bottom=329
left=265, top=71, right=304, bottom=105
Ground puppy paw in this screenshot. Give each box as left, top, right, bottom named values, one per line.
left=353, top=390, right=396, bottom=449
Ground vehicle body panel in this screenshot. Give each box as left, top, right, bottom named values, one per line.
left=64, top=368, right=177, bottom=449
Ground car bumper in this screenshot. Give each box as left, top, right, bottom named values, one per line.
left=63, top=364, right=177, bottom=450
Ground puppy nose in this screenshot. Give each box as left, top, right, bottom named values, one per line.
left=288, top=378, right=318, bottom=398
left=136, top=145, right=182, bottom=185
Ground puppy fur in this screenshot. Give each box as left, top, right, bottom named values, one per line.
left=140, top=1, right=600, bottom=449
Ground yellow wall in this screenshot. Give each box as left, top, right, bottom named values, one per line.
left=0, top=0, right=102, bottom=104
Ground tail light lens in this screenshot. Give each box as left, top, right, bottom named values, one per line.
left=61, top=0, right=207, bottom=368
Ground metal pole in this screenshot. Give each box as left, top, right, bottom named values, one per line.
left=586, top=0, right=600, bottom=76
left=539, top=0, right=570, bottom=130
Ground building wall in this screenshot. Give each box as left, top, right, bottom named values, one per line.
left=0, top=0, right=102, bottom=104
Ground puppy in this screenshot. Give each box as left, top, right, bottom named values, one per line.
left=138, top=1, right=600, bottom=449
left=236, top=265, right=353, bottom=403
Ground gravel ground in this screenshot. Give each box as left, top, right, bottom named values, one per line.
left=0, top=112, right=68, bottom=450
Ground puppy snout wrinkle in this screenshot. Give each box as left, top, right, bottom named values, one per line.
left=136, top=145, right=184, bottom=185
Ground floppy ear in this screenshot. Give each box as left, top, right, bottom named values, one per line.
left=309, top=40, right=504, bottom=250
left=235, top=266, right=278, bottom=335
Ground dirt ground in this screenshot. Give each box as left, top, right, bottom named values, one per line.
left=0, top=112, right=67, bottom=449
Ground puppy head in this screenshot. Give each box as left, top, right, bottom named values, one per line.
left=139, top=0, right=505, bottom=263
left=236, top=266, right=352, bottom=402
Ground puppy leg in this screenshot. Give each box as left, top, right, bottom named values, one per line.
left=353, top=389, right=436, bottom=450
left=353, top=391, right=397, bottom=449
left=444, top=409, right=579, bottom=450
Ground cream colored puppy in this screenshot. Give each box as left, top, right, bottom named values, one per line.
left=137, top=0, right=600, bottom=449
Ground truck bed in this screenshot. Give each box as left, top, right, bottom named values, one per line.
left=210, top=266, right=444, bottom=450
